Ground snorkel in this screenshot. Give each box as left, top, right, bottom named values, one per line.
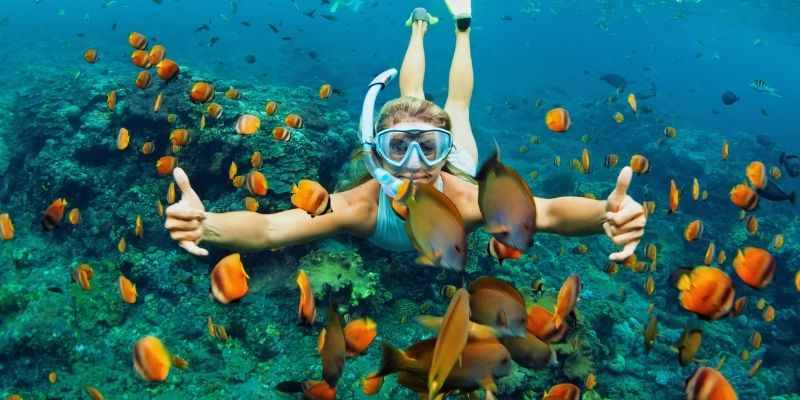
left=360, top=68, right=404, bottom=198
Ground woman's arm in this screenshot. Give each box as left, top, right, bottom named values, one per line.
left=202, top=190, right=373, bottom=253
left=534, top=196, right=606, bottom=236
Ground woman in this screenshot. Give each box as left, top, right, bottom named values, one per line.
left=164, top=2, right=646, bottom=262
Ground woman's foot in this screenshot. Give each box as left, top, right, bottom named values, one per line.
left=404, top=7, right=439, bottom=28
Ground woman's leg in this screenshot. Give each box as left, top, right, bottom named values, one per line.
left=443, top=27, right=477, bottom=163
left=399, top=13, right=428, bottom=100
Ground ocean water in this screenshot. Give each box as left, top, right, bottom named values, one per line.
left=0, top=1, right=798, bottom=399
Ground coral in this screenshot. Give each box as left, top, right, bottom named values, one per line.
left=391, top=298, right=419, bottom=324
left=562, top=337, right=596, bottom=381
left=607, top=353, right=625, bottom=373
left=298, top=250, right=379, bottom=306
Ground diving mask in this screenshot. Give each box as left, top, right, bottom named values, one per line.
left=374, top=126, right=453, bottom=169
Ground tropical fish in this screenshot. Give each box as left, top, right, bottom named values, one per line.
left=135, top=71, right=152, bottom=89
left=779, top=152, right=800, bottom=177
left=398, top=182, right=466, bottom=271
left=599, top=73, right=627, bottom=89
left=132, top=336, right=172, bottom=382
left=486, top=237, right=523, bottom=265
left=84, top=48, right=98, bottom=63
left=499, top=332, right=552, bottom=370
left=749, top=79, right=781, bottom=97
left=756, top=179, right=796, bottom=204
left=684, top=367, right=737, bottom=400
left=272, top=126, right=291, bottom=141
left=319, top=83, right=332, bottom=98
left=477, top=148, right=536, bottom=250
left=154, top=91, right=163, bottom=113
left=321, top=302, right=346, bottom=387
left=156, top=156, right=177, bottom=175
left=155, top=59, right=179, bottom=82
left=128, top=31, right=147, bottom=49
left=732, top=247, right=775, bottom=289
left=190, top=82, right=215, bottom=103
left=225, top=87, right=242, bottom=100
left=210, top=253, right=250, bottom=304
left=341, top=318, right=377, bottom=357
left=42, top=198, right=68, bottom=230
left=0, top=213, right=14, bottom=240
left=118, top=275, right=137, bottom=304
left=131, top=49, right=152, bottom=68
left=675, top=266, right=734, bottom=320
left=553, top=275, right=580, bottom=329
left=721, top=140, right=729, bottom=161
left=236, top=114, right=261, bottom=135
left=428, top=288, right=471, bottom=399
left=285, top=114, right=304, bottom=129
left=468, top=276, right=527, bottom=337
left=669, top=179, right=680, bottom=213
left=644, top=315, right=657, bottom=354
left=729, top=184, right=759, bottom=210
left=674, top=327, right=703, bottom=366
left=684, top=219, right=703, bottom=242
left=169, top=129, right=191, bottom=146
left=544, top=383, right=581, bottom=400
left=613, top=112, right=624, bottom=123
left=296, top=270, right=316, bottom=325
left=526, top=305, right=567, bottom=343
left=245, top=171, right=268, bottom=196
left=721, top=90, right=739, bottom=105
left=627, top=93, right=637, bottom=113
left=291, top=180, right=332, bottom=217
left=148, top=44, right=166, bottom=65
left=745, top=161, right=767, bottom=189
left=545, top=107, right=571, bottom=132
left=72, top=264, right=94, bottom=291
left=265, top=101, right=278, bottom=115
left=603, top=154, right=618, bottom=168
left=630, top=155, right=650, bottom=175
left=107, top=90, right=116, bottom=112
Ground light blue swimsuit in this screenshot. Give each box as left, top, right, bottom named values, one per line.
left=367, top=177, right=444, bottom=252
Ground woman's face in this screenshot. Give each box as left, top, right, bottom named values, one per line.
left=379, top=121, right=446, bottom=186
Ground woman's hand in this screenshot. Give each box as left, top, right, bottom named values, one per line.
left=164, top=167, right=209, bottom=256
left=604, top=166, right=646, bottom=261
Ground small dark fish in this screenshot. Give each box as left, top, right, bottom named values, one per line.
left=780, top=152, right=800, bottom=177
left=76, top=32, right=85, bottom=37
left=0, top=18, right=10, bottom=26
left=761, top=108, right=769, bottom=116
left=268, top=23, right=279, bottom=33
left=231, top=0, right=238, bottom=14
left=331, top=88, right=345, bottom=96
left=244, top=54, right=256, bottom=63
left=322, top=14, right=337, bottom=21
left=694, top=51, right=703, bottom=59
left=307, top=51, right=317, bottom=59
left=755, top=134, right=775, bottom=146
left=644, top=315, right=657, bottom=355
left=721, top=90, right=739, bottom=105
left=194, top=23, right=210, bottom=33
left=321, top=0, right=330, bottom=4
left=209, top=36, right=220, bottom=47
left=240, top=21, right=251, bottom=27
left=47, top=286, right=65, bottom=294
left=500, top=15, right=514, bottom=21
left=304, top=9, right=316, bottom=18
left=711, top=109, right=720, bottom=115
left=282, top=36, right=292, bottom=41
left=111, top=21, right=117, bottom=30
left=756, top=180, right=796, bottom=204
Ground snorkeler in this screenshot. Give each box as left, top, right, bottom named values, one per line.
left=164, top=0, right=647, bottom=263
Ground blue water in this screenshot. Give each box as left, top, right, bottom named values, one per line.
left=1, top=1, right=799, bottom=399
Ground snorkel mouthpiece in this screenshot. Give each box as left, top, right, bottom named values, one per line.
left=360, top=68, right=404, bottom=198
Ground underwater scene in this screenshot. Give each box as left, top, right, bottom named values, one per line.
left=1, top=0, right=799, bottom=399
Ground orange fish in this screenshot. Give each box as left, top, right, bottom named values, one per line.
left=1, top=213, right=15, bottom=240
left=49, top=371, right=56, bottom=384
left=644, top=275, right=655, bottom=295
left=231, top=175, right=245, bottom=188
left=731, top=296, right=748, bottom=317
left=107, top=90, right=116, bottom=112
left=361, top=372, right=383, bottom=395
left=585, top=373, right=596, bottom=391
left=772, top=234, right=784, bottom=250
left=704, top=242, right=715, bottom=265
left=717, top=250, right=727, bottom=265
left=118, top=237, right=126, bottom=253
left=745, top=161, right=767, bottom=190
left=320, top=302, right=346, bottom=387
left=756, top=297, right=766, bottom=310
left=236, top=114, right=261, bottom=135
left=210, top=253, right=250, bottom=304
left=276, top=380, right=337, bottom=400
left=669, top=179, right=680, bottom=214
left=228, top=161, right=237, bottom=180
left=613, top=111, right=624, bottom=123
left=544, top=383, right=581, bottom=400
left=553, top=275, right=580, bottom=329
left=744, top=215, right=758, bottom=235
left=148, top=44, right=166, bottom=65
left=72, top=264, right=94, bottom=291
left=118, top=275, right=138, bottom=304
left=134, top=214, right=143, bottom=237
left=251, top=151, right=262, bottom=168
left=428, top=288, right=471, bottom=399
left=342, top=318, right=377, bottom=357
left=296, top=269, right=316, bottom=325
left=692, top=178, right=700, bottom=200
left=769, top=166, right=781, bottom=179
left=189, top=82, right=215, bottom=103
left=132, top=336, right=172, bottom=382
left=157, top=199, right=164, bottom=216
left=486, top=237, right=523, bottom=265
left=291, top=180, right=332, bottom=217
left=684, top=219, right=703, bottom=242
left=733, top=247, right=775, bottom=289
left=64, top=208, right=80, bottom=226
left=86, top=386, right=104, bottom=400
left=207, top=103, right=223, bottom=119
left=763, top=305, right=775, bottom=323
left=42, top=198, right=67, bottom=230
left=225, top=87, right=241, bottom=100
left=130, top=49, right=152, bottom=68
left=676, top=266, right=734, bottom=320
left=156, top=156, right=177, bottom=175
left=169, top=129, right=191, bottom=146
left=603, top=154, right=618, bottom=168
left=84, top=48, right=98, bottom=63
left=285, top=114, right=304, bottom=129
left=684, top=367, right=737, bottom=400
left=748, top=359, right=763, bottom=378
left=155, top=59, right=179, bottom=83
left=721, top=140, right=729, bottom=161
left=272, top=126, right=291, bottom=141
left=244, top=197, right=258, bottom=212
left=142, top=141, right=155, bottom=155
left=580, top=148, right=591, bottom=174
left=135, top=71, right=152, bottom=89
left=319, top=83, right=332, bottom=99
left=630, top=154, right=650, bottom=175
left=795, top=271, right=800, bottom=293
left=264, top=100, right=278, bottom=115
left=167, top=182, right=176, bottom=204
left=664, top=126, right=677, bottom=138
left=246, top=171, right=268, bottom=196
left=729, top=184, right=759, bottom=210
left=128, top=32, right=148, bottom=50
left=153, top=91, right=163, bottom=113
left=116, top=127, right=130, bottom=150
left=545, top=107, right=571, bottom=132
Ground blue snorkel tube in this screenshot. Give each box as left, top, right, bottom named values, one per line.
left=360, top=68, right=404, bottom=198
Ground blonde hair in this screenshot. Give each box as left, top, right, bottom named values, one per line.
left=336, top=97, right=474, bottom=192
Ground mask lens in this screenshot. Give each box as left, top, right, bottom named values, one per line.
left=376, top=128, right=452, bottom=168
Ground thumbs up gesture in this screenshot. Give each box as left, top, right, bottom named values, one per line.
left=604, top=166, right=646, bottom=261
left=164, top=167, right=209, bottom=256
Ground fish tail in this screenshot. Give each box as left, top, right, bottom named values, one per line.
left=274, top=381, right=304, bottom=394
left=552, top=313, right=563, bottom=330
left=377, top=342, right=406, bottom=377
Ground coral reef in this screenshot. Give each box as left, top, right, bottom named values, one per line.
left=298, top=249, right=379, bottom=306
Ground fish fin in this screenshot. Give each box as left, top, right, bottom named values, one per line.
left=553, top=313, right=563, bottom=330
left=468, top=322, right=498, bottom=340
left=414, top=315, right=442, bottom=333
left=377, top=342, right=411, bottom=376
left=676, top=274, right=691, bottom=291
left=485, top=225, right=510, bottom=235
left=415, top=254, right=436, bottom=266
